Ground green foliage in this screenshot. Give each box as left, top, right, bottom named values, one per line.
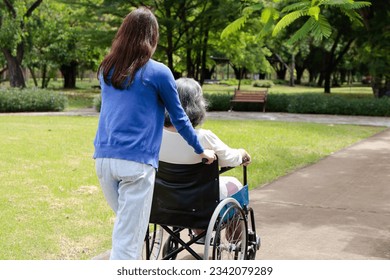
left=93, top=94, right=102, bottom=112
left=202, top=91, right=390, bottom=116
left=0, top=0, right=25, bottom=50
left=286, top=94, right=390, bottom=116
left=0, top=88, right=68, bottom=112
left=225, top=0, right=371, bottom=46
left=272, top=0, right=371, bottom=44
left=272, top=79, right=290, bottom=85
left=221, top=79, right=253, bottom=86
left=253, top=80, right=274, bottom=88
left=266, top=93, right=291, bottom=112
left=218, top=17, right=273, bottom=75
left=204, top=92, right=232, bottom=111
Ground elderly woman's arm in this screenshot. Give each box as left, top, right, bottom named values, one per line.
left=200, top=129, right=251, bottom=168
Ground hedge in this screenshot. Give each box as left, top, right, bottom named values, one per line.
left=93, top=92, right=390, bottom=117
left=204, top=92, right=390, bottom=117
left=0, top=88, right=68, bottom=112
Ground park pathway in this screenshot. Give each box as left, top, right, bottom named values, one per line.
left=251, top=128, right=390, bottom=259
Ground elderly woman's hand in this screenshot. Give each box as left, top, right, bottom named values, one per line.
left=239, top=149, right=251, bottom=166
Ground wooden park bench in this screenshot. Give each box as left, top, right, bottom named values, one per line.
left=230, top=89, right=268, bottom=112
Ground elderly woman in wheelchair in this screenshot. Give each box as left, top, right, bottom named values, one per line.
left=144, top=78, right=260, bottom=260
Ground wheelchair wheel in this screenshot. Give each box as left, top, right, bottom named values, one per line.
left=162, top=235, right=179, bottom=260
left=204, top=198, right=248, bottom=260
left=142, top=224, right=163, bottom=260
left=246, top=207, right=261, bottom=260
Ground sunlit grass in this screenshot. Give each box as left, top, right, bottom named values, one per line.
left=202, top=120, right=383, bottom=187
left=0, top=115, right=384, bottom=259
left=203, top=83, right=373, bottom=98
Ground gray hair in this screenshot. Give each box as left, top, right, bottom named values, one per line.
left=164, top=78, right=207, bottom=128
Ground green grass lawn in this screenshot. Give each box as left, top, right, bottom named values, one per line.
left=0, top=115, right=384, bottom=259
left=203, top=83, right=373, bottom=98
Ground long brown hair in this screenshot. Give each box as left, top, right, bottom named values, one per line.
left=98, top=7, right=159, bottom=89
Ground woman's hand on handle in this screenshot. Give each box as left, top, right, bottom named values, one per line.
left=200, top=149, right=216, bottom=164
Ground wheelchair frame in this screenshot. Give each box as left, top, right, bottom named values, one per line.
left=143, top=162, right=260, bottom=260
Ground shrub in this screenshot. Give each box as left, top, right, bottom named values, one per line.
left=204, top=92, right=231, bottom=111
left=0, top=88, right=68, bottom=112
left=285, top=94, right=390, bottom=116
left=93, top=94, right=102, bottom=112
left=219, top=79, right=252, bottom=86
left=252, top=80, right=274, bottom=88
left=267, top=94, right=290, bottom=112
left=272, top=79, right=289, bottom=85
left=93, top=91, right=390, bottom=116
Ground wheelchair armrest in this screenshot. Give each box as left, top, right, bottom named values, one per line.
left=219, top=166, right=234, bottom=174
left=219, top=165, right=248, bottom=186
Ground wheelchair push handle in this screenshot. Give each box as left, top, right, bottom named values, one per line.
left=218, top=157, right=249, bottom=186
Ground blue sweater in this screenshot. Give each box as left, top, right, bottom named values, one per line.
left=93, top=59, right=204, bottom=168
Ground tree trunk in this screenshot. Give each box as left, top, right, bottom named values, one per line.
left=28, top=66, right=38, bottom=87
left=276, top=68, right=287, bottom=80
left=372, top=76, right=390, bottom=98
left=0, top=0, right=42, bottom=88
left=232, top=65, right=241, bottom=79
left=186, top=47, right=194, bottom=78
left=323, top=35, right=354, bottom=94
left=2, top=48, right=26, bottom=88
left=238, top=69, right=241, bottom=90
left=60, top=61, right=78, bottom=89
left=317, top=73, right=324, bottom=87
left=289, top=52, right=295, bottom=87
left=199, top=29, right=209, bottom=85
left=164, top=6, right=175, bottom=72
left=41, top=64, right=47, bottom=89
left=295, top=66, right=305, bottom=85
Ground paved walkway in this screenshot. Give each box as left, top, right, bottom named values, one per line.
left=4, top=109, right=390, bottom=127
left=207, top=111, right=390, bottom=127
left=6, top=109, right=389, bottom=259
left=251, top=128, right=390, bottom=259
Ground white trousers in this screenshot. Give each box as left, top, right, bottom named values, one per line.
left=219, top=176, right=243, bottom=200
left=95, top=158, right=155, bottom=260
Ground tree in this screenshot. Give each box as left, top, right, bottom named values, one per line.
left=0, top=0, right=43, bottom=88
left=24, top=1, right=62, bottom=88
left=148, top=0, right=243, bottom=83
left=53, top=0, right=105, bottom=88
left=222, top=0, right=371, bottom=93
left=358, top=0, right=390, bottom=98
left=97, top=0, right=242, bottom=84
left=218, top=18, right=272, bottom=88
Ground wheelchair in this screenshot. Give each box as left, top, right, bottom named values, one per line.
left=143, top=159, right=261, bottom=260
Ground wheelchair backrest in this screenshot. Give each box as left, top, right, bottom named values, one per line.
left=149, top=160, right=220, bottom=229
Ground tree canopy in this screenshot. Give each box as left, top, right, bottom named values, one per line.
left=0, top=0, right=388, bottom=96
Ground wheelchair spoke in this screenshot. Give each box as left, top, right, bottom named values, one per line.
left=205, top=199, right=248, bottom=260
left=142, top=224, right=163, bottom=260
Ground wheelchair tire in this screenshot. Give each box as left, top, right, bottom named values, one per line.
left=246, top=207, right=261, bottom=260
left=162, top=235, right=179, bottom=260
left=142, top=224, right=163, bottom=260
left=204, top=198, right=248, bottom=260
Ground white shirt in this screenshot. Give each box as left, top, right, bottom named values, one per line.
left=159, top=128, right=242, bottom=167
